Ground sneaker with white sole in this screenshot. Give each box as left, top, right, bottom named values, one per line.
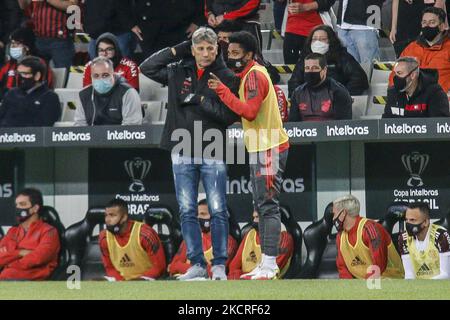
left=211, top=264, right=227, bottom=280
left=177, top=263, right=208, bottom=281
left=251, top=267, right=280, bottom=280
left=240, top=264, right=262, bottom=280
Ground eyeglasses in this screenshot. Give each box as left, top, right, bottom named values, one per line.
left=98, top=47, right=115, bottom=54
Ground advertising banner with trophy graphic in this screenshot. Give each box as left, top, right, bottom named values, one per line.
left=365, top=142, right=450, bottom=219
left=88, top=148, right=178, bottom=219
left=0, top=151, right=24, bottom=225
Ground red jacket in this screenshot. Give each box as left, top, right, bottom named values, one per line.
left=0, top=219, right=60, bottom=280
left=205, top=0, right=260, bottom=20
left=286, top=0, right=324, bottom=37
left=0, top=59, right=54, bottom=93
left=99, top=220, right=166, bottom=280
left=228, top=230, right=294, bottom=279
left=168, top=232, right=238, bottom=276
left=336, top=216, right=391, bottom=279
left=83, top=57, right=140, bottom=90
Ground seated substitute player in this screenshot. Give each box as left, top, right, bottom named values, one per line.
left=168, top=199, right=238, bottom=279
left=333, top=195, right=404, bottom=279
left=99, top=199, right=166, bottom=281
left=399, top=202, right=450, bottom=279
left=228, top=210, right=294, bottom=280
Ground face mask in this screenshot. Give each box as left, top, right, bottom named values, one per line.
left=106, top=219, right=125, bottom=235
left=311, top=41, right=329, bottom=55
left=18, top=76, right=36, bottom=91
left=304, top=71, right=322, bottom=87
left=333, top=209, right=347, bottom=233
left=422, top=26, right=441, bottom=42
left=393, top=68, right=417, bottom=92
left=10, top=47, right=24, bottom=60
left=227, top=57, right=246, bottom=72
left=252, top=221, right=259, bottom=231
left=93, top=77, right=114, bottom=94
left=199, top=218, right=211, bottom=233
left=15, top=207, right=34, bottom=223
left=405, top=221, right=425, bottom=237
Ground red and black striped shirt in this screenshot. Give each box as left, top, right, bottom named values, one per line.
left=31, top=2, right=71, bottom=39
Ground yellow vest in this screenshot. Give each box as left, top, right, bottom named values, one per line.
left=106, top=222, right=153, bottom=280
left=241, top=229, right=291, bottom=278
left=406, top=224, right=444, bottom=279
left=340, top=218, right=404, bottom=279
left=239, top=64, right=289, bottom=153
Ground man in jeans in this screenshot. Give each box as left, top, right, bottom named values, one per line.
left=140, top=27, right=239, bottom=280
left=18, top=0, right=78, bottom=69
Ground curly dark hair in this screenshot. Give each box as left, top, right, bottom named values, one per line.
left=302, top=25, right=345, bottom=63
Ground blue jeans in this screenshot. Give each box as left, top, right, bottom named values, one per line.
left=88, top=32, right=136, bottom=60
left=337, top=28, right=380, bottom=64
left=35, top=37, right=75, bottom=69
left=171, top=154, right=229, bottom=267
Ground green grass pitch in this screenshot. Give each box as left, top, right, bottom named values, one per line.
left=1, top=280, right=450, bottom=300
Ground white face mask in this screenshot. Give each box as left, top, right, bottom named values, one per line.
left=311, top=41, right=329, bottom=55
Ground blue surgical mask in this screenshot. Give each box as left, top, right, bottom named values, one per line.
left=9, top=47, right=24, bottom=61
left=92, top=77, right=114, bottom=94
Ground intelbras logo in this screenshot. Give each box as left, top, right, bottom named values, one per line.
left=326, top=125, right=369, bottom=137
left=384, top=123, right=427, bottom=134
left=0, top=132, right=36, bottom=143
left=285, top=127, right=318, bottom=138
left=107, top=130, right=146, bottom=141
left=52, top=131, right=91, bottom=142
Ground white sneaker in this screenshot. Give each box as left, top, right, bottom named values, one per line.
left=250, top=267, right=280, bottom=280
left=177, top=263, right=209, bottom=281
left=211, top=265, right=227, bottom=280
left=240, top=264, right=262, bottom=280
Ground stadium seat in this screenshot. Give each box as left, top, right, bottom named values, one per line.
left=351, top=95, right=368, bottom=120
left=370, top=61, right=394, bottom=84
left=434, top=210, right=450, bottom=230
left=52, top=68, right=68, bottom=89
left=298, top=202, right=338, bottom=279
left=160, top=103, right=168, bottom=122
left=65, top=207, right=106, bottom=280
left=66, top=66, right=85, bottom=89
left=139, top=74, right=168, bottom=102
left=144, top=207, right=182, bottom=267
left=228, top=208, right=242, bottom=244
left=55, top=88, right=82, bottom=126
left=378, top=202, right=409, bottom=253
left=142, top=101, right=163, bottom=124
left=364, top=84, right=388, bottom=118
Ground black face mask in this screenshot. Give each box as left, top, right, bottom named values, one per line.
left=393, top=68, right=417, bottom=92
left=227, top=57, right=246, bottom=72
left=18, top=76, right=36, bottom=91
left=333, top=210, right=347, bottom=233
left=252, top=221, right=259, bottom=232
left=15, top=207, right=33, bottom=223
left=406, top=221, right=425, bottom=237
left=106, top=219, right=125, bottom=235
left=304, top=71, right=322, bottom=87
left=422, top=26, right=441, bottom=42
left=199, top=218, right=211, bottom=233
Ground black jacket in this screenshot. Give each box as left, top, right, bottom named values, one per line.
left=140, top=41, right=239, bottom=157
left=335, top=0, right=385, bottom=27
left=83, top=0, right=135, bottom=39
left=0, top=0, right=22, bottom=44
left=289, top=77, right=352, bottom=122
left=0, top=84, right=61, bottom=127
left=288, top=48, right=369, bottom=97
left=383, top=69, right=450, bottom=118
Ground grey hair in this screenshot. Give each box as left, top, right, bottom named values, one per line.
left=192, top=27, right=218, bottom=46
left=333, top=195, right=360, bottom=217
left=91, top=56, right=114, bottom=71
left=395, top=56, right=419, bottom=74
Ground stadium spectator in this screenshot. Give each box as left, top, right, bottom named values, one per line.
left=283, top=0, right=336, bottom=64
left=0, top=0, right=23, bottom=66
left=0, top=188, right=60, bottom=281
left=83, top=33, right=140, bottom=90
left=99, top=199, right=166, bottom=281
left=0, top=28, right=54, bottom=101
left=289, top=53, right=352, bottom=121
left=272, top=0, right=287, bottom=33
left=140, top=28, right=239, bottom=281
left=132, top=0, right=204, bottom=58
left=168, top=199, right=238, bottom=278
left=0, top=56, right=60, bottom=127
left=17, top=0, right=77, bottom=69
left=399, top=202, right=450, bottom=279
left=389, top=0, right=445, bottom=57
left=215, top=20, right=243, bottom=63
left=383, top=57, right=450, bottom=118
left=75, top=57, right=142, bottom=126
left=391, top=7, right=450, bottom=94
left=208, top=31, right=289, bottom=280
left=206, top=0, right=263, bottom=50
left=83, top=0, right=136, bottom=60
left=335, top=0, right=383, bottom=64
left=288, top=25, right=369, bottom=97
left=333, top=195, right=404, bottom=279
left=228, top=211, right=294, bottom=280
